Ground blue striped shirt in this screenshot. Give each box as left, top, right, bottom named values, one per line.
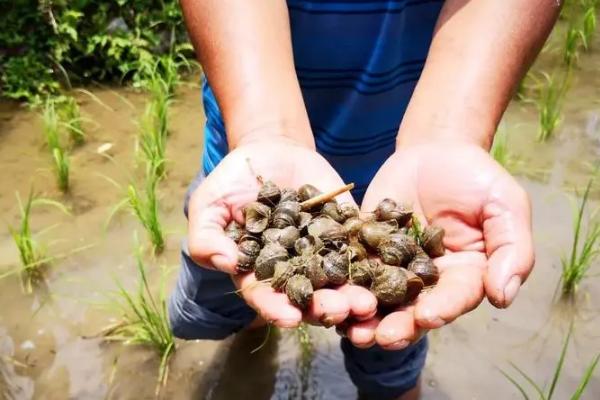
left=201, top=0, right=443, bottom=203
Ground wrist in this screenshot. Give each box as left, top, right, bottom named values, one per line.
left=228, top=118, right=316, bottom=151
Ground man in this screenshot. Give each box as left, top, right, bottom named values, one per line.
left=169, top=1, right=558, bottom=398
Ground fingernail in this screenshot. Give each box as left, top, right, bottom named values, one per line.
left=385, top=339, right=410, bottom=351
left=503, top=276, right=521, bottom=308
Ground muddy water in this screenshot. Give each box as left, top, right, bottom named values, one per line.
left=1, top=24, right=600, bottom=400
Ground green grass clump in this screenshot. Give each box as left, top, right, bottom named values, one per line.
left=127, top=172, right=165, bottom=254
left=105, top=243, right=175, bottom=395
left=7, top=191, right=69, bottom=293
left=61, top=96, right=85, bottom=146
left=138, top=100, right=168, bottom=178
left=563, top=24, right=583, bottom=67
left=42, top=98, right=71, bottom=192
left=53, top=147, right=70, bottom=193
left=501, top=326, right=599, bottom=399
left=560, top=175, right=600, bottom=299
left=491, top=127, right=522, bottom=174
left=581, top=3, right=597, bottom=50
left=537, top=72, right=568, bottom=142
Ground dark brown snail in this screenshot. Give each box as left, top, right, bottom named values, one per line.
left=298, top=184, right=322, bottom=202
left=322, top=251, right=349, bottom=285
left=257, top=180, right=281, bottom=206
left=237, top=239, right=261, bottom=272
left=298, top=212, right=313, bottom=232
left=339, top=202, right=359, bottom=220
left=343, top=217, right=364, bottom=237
left=307, top=216, right=343, bottom=238
left=375, top=198, right=413, bottom=228
left=377, top=233, right=419, bottom=267
left=358, top=221, right=397, bottom=250
left=370, top=264, right=423, bottom=307
left=262, top=226, right=300, bottom=249
left=349, top=259, right=373, bottom=287
left=280, top=187, right=299, bottom=202
left=321, top=201, right=345, bottom=223
left=347, top=238, right=367, bottom=261
left=408, top=250, right=439, bottom=286
left=294, top=235, right=322, bottom=255
left=421, top=225, right=445, bottom=258
left=244, top=202, right=272, bottom=234
left=285, top=275, right=313, bottom=310
left=255, top=243, right=288, bottom=281
left=271, top=201, right=301, bottom=229
left=302, top=254, right=328, bottom=289
left=271, top=260, right=298, bottom=291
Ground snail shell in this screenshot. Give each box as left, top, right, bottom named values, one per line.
left=321, top=202, right=345, bottom=223
left=271, top=260, right=298, bottom=291
left=262, top=227, right=300, bottom=249
left=285, top=274, right=314, bottom=310
left=421, top=225, right=445, bottom=258
left=375, top=198, right=413, bottom=228
left=239, top=232, right=262, bottom=246
left=298, top=184, right=322, bottom=202
left=302, top=254, right=328, bottom=289
left=244, top=202, right=272, bottom=234
left=348, top=238, right=367, bottom=261
left=404, top=270, right=424, bottom=304
left=322, top=251, right=349, bottom=285
left=255, top=243, right=288, bottom=281
left=319, top=226, right=348, bottom=251
left=236, top=239, right=261, bottom=272
left=343, top=217, right=364, bottom=237
left=298, top=212, right=312, bottom=233
left=358, top=221, right=397, bottom=250
left=257, top=180, right=281, bottom=206
left=349, top=259, right=374, bottom=287
left=370, top=264, right=416, bottom=307
left=307, top=216, right=343, bottom=238
left=280, top=187, right=300, bottom=202
left=294, top=235, right=323, bottom=255
left=271, top=201, right=301, bottom=229
left=225, top=220, right=244, bottom=243
left=408, top=250, right=439, bottom=286
left=377, top=233, right=419, bottom=267
left=339, top=202, right=359, bottom=219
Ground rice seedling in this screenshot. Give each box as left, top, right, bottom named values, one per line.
left=7, top=191, right=69, bottom=293
left=104, top=242, right=175, bottom=395
left=563, top=24, right=583, bottom=67
left=61, top=96, right=85, bottom=146
left=501, top=325, right=599, bottom=399
left=108, top=166, right=165, bottom=254
left=581, top=4, right=597, bottom=50
left=138, top=101, right=168, bottom=179
left=559, top=174, right=600, bottom=299
left=491, top=126, right=522, bottom=174
left=41, top=98, right=61, bottom=151
left=537, top=72, right=568, bottom=142
left=52, top=147, right=70, bottom=193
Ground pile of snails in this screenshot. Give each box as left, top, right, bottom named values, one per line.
left=225, top=181, right=444, bottom=313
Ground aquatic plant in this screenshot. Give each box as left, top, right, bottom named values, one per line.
left=127, top=172, right=165, bottom=254
left=563, top=24, right=583, bottom=67
left=138, top=100, right=168, bottom=178
left=42, top=98, right=61, bottom=151
left=560, top=175, right=600, bottom=299
left=61, top=96, right=85, bottom=146
left=7, top=191, right=69, bottom=293
left=491, top=127, right=521, bottom=174
left=52, top=147, right=70, bottom=193
left=104, top=242, right=175, bottom=395
left=581, top=3, right=597, bottom=50
left=537, top=72, right=568, bottom=142
left=501, top=326, right=599, bottom=399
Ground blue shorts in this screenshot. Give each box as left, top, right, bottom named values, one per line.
left=169, top=171, right=428, bottom=399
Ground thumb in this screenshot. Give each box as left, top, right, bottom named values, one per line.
left=482, top=174, right=534, bottom=308
left=187, top=189, right=240, bottom=274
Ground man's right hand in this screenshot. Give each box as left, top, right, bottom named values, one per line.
left=187, top=138, right=378, bottom=335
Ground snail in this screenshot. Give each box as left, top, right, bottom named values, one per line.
left=321, top=201, right=345, bottom=223
left=280, top=187, right=299, bottom=202
left=370, top=263, right=424, bottom=307
left=347, top=238, right=367, bottom=261
left=271, top=201, right=301, bottom=229
left=421, top=225, right=445, bottom=258
left=271, top=260, right=299, bottom=291
left=408, top=250, right=439, bottom=286
left=377, top=233, right=419, bottom=267
left=298, top=211, right=313, bottom=232
left=237, top=239, right=261, bottom=272
left=358, top=220, right=397, bottom=250
left=244, top=202, right=272, bottom=234
left=285, top=275, right=313, bottom=310
left=322, top=251, right=349, bottom=285
left=349, top=259, right=374, bottom=287
left=294, top=235, right=322, bottom=256
left=375, top=198, right=413, bottom=228
left=254, top=243, right=288, bottom=281
left=225, top=220, right=244, bottom=243
left=298, top=184, right=322, bottom=202
left=262, top=226, right=300, bottom=249
left=339, top=202, right=359, bottom=220
left=257, top=180, right=281, bottom=206
left=301, top=254, right=328, bottom=289
left=343, top=217, right=364, bottom=237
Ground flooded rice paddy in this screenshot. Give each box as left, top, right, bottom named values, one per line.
left=1, top=24, right=600, bottom=400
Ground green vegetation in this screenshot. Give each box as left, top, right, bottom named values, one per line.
left=52, top=147, right=70, bottom=193
left=502, top=326, right=599, bottom=399
left=537, top=72, right=569, bottom=142
left=7, top=191, right=69, bottom=293
left=581, top=4, right=597, bottom=50
left=560, top=175, right=600, bottom=299
left=42, top=98, right=71, bottom=192
left=138, top=101, right=168, bottom=178
left=104, top=243, right=175, bottom=395
left=491, top=127, right=521, bottom=174
left=563, top=24, right=583, bottom=67
left=61, top=96, right=85, bottom=146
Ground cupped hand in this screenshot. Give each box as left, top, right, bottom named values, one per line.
left=346, top=142, right=534, bottom=349
left=186, top=138, right=377, bottom=333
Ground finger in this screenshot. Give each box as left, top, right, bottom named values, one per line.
left=482, top=176, right=534, bottom=308
left=375, top=306, right=425, bottom=350
left=346, top=317, right=380, bottom=349
left=414, top=252, right=486, bottom=329
left=305, top=289, right=350, bottom=327
left=232, top=273, right=302, bottom=328
left=336, top=285, right=378, bottom=321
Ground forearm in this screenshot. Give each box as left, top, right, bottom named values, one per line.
left=181, top=0, right=313, bottom=149
left=397, top=0, right=560, bottom=150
